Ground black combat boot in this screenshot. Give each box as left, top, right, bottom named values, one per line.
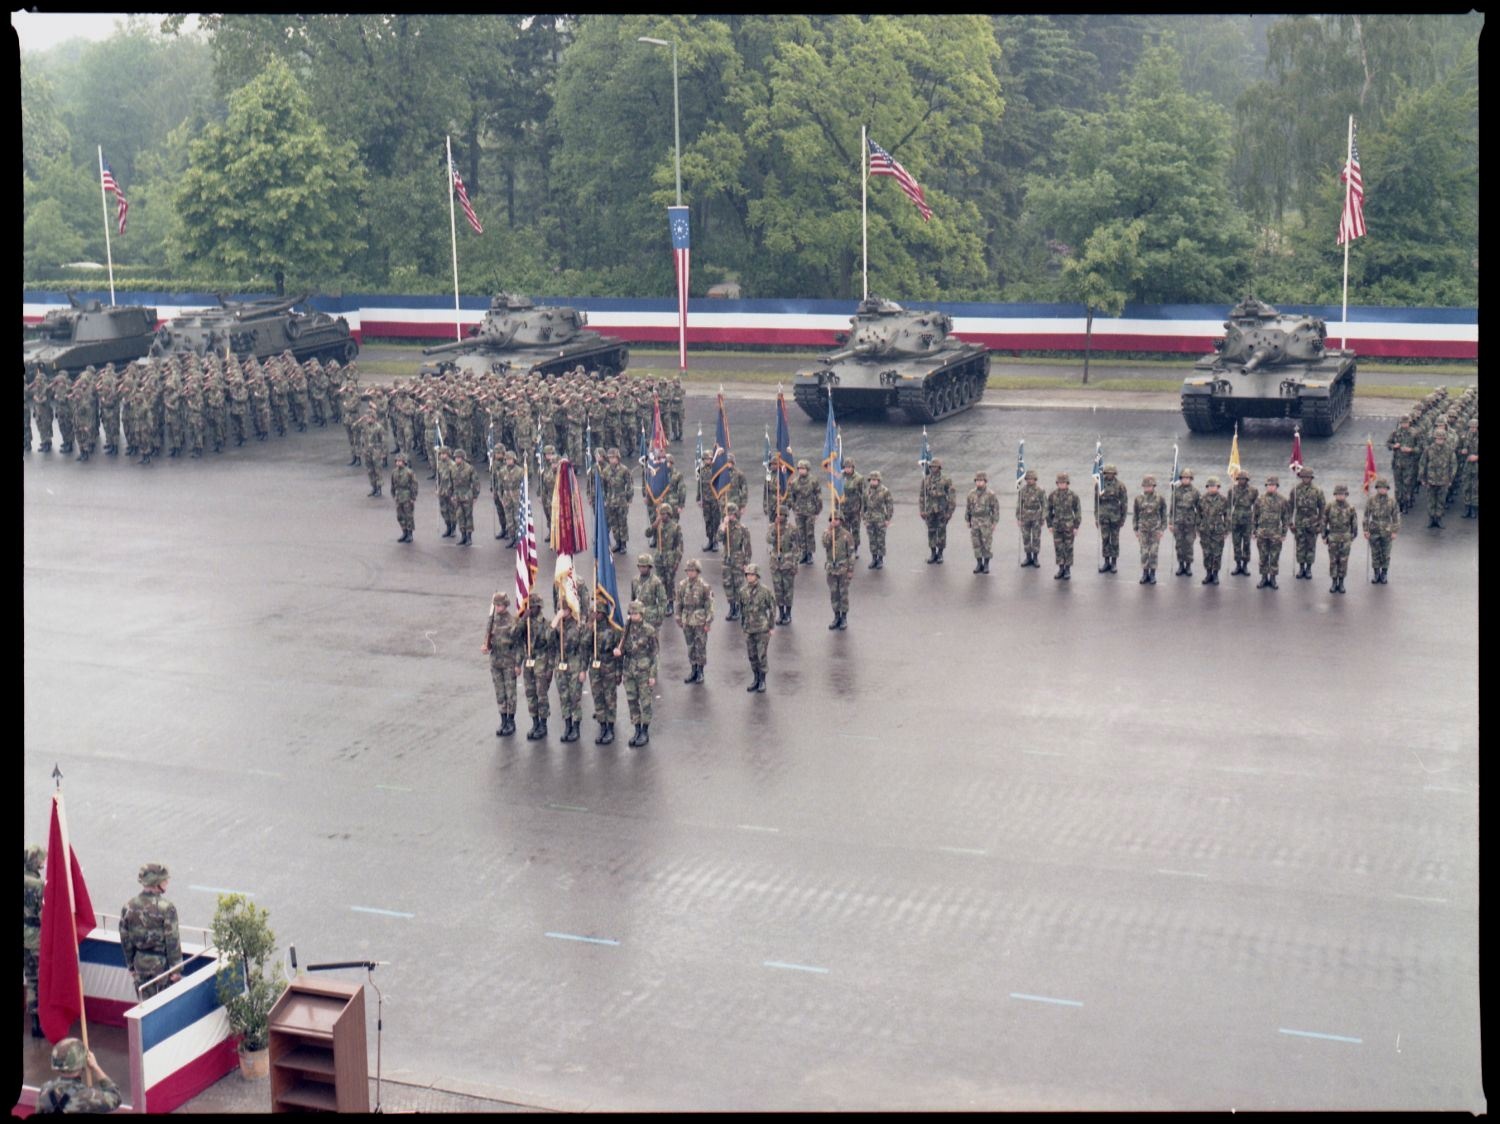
left=801, top=551, right=813, bottom=565
left=1464, top=505, right=1475, bottom=519
left=1055, top=566, right=1065, bottom=580
left=684, top=666, right=698, bottom=683
left=628, top=724, right=644, bottom=747
left=1202, top=572, right=1213, bottom=585
left=927, top=547, right=938, bottom=564
left=974, top=559, right=985, bottom=573
left=836, top=613, right=847, bottom=630
left=190, top=448, right=201, bottom=458
left=755, top=672, right=767, bottom=693
left=1257, top=575, right=1269, bottom=588
left=1268, top=575, right=1278, bottom=589
left=981, top=558, right=990, bottom=573
left=1060, top=565, right=1071, bottom=580
left=829, top=614, right=840, bottom=630
left=501, top=713, right=516, bottom=736
left=726, top=603, right=740, bottom=622
left=747, top=672, right=761, bottom=692
left=443, top=522, right=455, bottom=538
left=1147, top=568, right=1157, bottom=584
left=530, top=717, right=549, bottom=741
left=665, top=600, right=675, bottom=616
left=1140, top=569, right=1150, bottom=584
left=595, top=722, right=609, bottom=745
left=560, top=719, right=579, bottom=743
left=636, top=724, right=650, bottom=746
left=1433, top=516, right=1443, bottom=528
left=873, top=555, right=883, bottom=569
left=1099, top=560, right=1111, bottom=573
left=935, top=548, right=944, bottom=564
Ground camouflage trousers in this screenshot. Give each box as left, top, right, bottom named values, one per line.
left=556, top=665, right=584, bottom=721
left=1461, top=465, right=1478, bottom=508
left=396, top=499, right=415, bottom=534
left=1231, top=523, right=1253, bottom=565
left=75, top=418, right=96, bottom=454
left=773, top=568, right=796, bottom=611
left=56, top=411, right=75, bottom=449
left=366, top=458, right=382, bottom=493
left=130, top=953, right=169, bottom=999
left=270, top=399, right=287, bottom=435
left=186, top=418, right=205, bottom=454
left=34, top=402, right=52, bottom=447
left=311, top=394, right=328, bottom=425
left=744, top=630, right=770, bottom=673
left=1199, top=531, right=1226, bottom=573
left=164, top=417, right=183, bottom=452
left=491, top=662, right=518, bottom=714
left=1173, top=524, right=1197, bottom=567
left=1019, top=519, right=1043, bottom=554
left=607, top=505, right=630, bottom=547
left=1051, top=526, right=1077, bottom=566
left=624, top=671, right=653, bottom=724
left=229, top=411, right=247, bottom=444
left=24, top=406, right=32, bottom=452
left=457, top=498, right=476, bottom=537
left=590, top=664, right=620, bottom=723
left=702, top=500, right=721, bottom=547
left=493, top=493, right=510, bottom=536
left=1369, top=533, right=1394, bottom=572
left=206, top=410, right=225, bottom=451
left=253, top=404, right=270, bottom=437
left=24, top=947, right=39, bottom=1015
left=865, top=520, right=888, bottom=559
left=439, top=492, right=455, bottom=527
left=1426, top=484, right=1449, bottom=522
left=1099, top=521, right=1123, bottom=563
left=291, top=392, right=310, bottom=426
left=655, top=558, right=680, bottom=598
left=524, top=659, right=555, bottom=720
left=1326, top=538, right=1353, bottom=580
left=345, top=421, right=358, bottom=452
left=925, top=516, right=949, bottom=552
left=1136, top=528, right=1163, bottom=569
left=1396, top=466, right=1419, bottom=510
left=826, top=571, right=850, bottom=615
left=722, top=566, right=744, bottom=614
left=683, top=625, right=709, bottom=667
left=844, top=515, right=862, bottom=555
left=1292, top=528, right=1320, bottom=566
left=796, top=512, right=818, bottom=556
left=1256, top=534, right=1285, bottom=576
left=970, top=525, right=996, bottom=561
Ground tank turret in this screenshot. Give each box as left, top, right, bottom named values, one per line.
left=418, top=292, right=628, bottom=378
left=792, top=297, right=989, bottom=424
left=1181, top=296, right=1356, bottom=436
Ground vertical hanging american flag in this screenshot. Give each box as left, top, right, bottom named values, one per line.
left=454, top=169, right=483, bottom=235
left=668, top=206, right=690, bottom=368
left=101, top=159, right=128, bottom=234
left=1337, top=120, right=1365, bottom=245
left=515, top=465, right=538, bottom=606
left=868, top=139, right=932, bottom=221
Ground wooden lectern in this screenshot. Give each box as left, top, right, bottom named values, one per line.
left=267, top=977, right=369, bottom=1113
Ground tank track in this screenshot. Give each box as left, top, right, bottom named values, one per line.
left=1298, top=367, right=1355, bottom=437
left=896, top=353, right=991, bottom=424
left=792, top=382, right=827, bottom=420
left=529, top=344, right=632, bottom=379
left=1180, top=392, right=1226, bottom=433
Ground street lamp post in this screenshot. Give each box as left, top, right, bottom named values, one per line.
left=637, top=36, right=682, bottom=206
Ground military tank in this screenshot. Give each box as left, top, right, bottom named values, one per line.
left=419, top=293, right=629, bottom=378
left=23, top=295, right=159, bottom=378
left=1180, top=296, right=1357, bottom=436
left=148, top=293, right=358, bottom=365
left=792, top=297, right=990, bottom=423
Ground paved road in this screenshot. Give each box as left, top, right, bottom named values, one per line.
left=23, top=395, right=1480, bottom=1111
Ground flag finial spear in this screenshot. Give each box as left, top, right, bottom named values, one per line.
left=52, top=763, right=62, bottom=789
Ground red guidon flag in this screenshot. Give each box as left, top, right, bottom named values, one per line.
left=1289, top=427, right=1304, bottom=475
left=1362, top=436, right=1378, bottom=493
left=38, top=793, right=97, bottom=1042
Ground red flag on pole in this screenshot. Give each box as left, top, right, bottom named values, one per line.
left=1289, top=427, right=1304, bottom=475
left=1362, top=436, right=1378, bottom=493
left=38, top=793, right=96, bottom=1042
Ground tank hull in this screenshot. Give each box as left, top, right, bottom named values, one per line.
left=792, top=345, right=990, bottom=424
left=419, top=336, right=630, bottom=379
left=24, top=332, right=157, bottom=377
left=150, top=309, right=358, bottom=366
left=1180, top=351, right=1357, bottom=436
left=23, top=304, right=159, bottom=378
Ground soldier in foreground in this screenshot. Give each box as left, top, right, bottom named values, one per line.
left=1253, top=475, right=1292, bottom=589
left=34, top=1039, right=122, bottom=1115
left=1289, top=467, right=1326, bottom=579
left=739, top=563, right=776, bottom=693
left=676, top=558, right=715, bottom=684
left=616, top=600, right=659, bottom=747
left=516, top=593, right=558, bottom=740
left=1132, top=474, right=1166, bottom=584
left=391, top=454, right=418, bottom=543
left=1170, top=468, right=1200, bottom=577
left=1016, top=468, right=1046, bottom=568
left=788, top=459, right=823, bottom=564
left=24, top=845, right=44, bottom=1037
left=1418, top=425, right=1457, bottom=528
left=483, top=591, right=520, bottom=737
left=721, top=503, right=751, bottom=621
left=1364, top=477, right=1400, bottom=584
left=1045, top=472, right=1081, bottom=580
left=452, top=449, right=479, bottom=545
left=768, top=506, right=800, bottom=624
left=631, top=553, right=669, bottom=629
left=1322, top=484, right=1359, bottom=593
left=862, top=469, right=893, bottom=569
left=554, top=601, right=590, bottom=743
left=120, top=862, right=182, bottom=999
left=1196, top=476, right=1230, bottom=584
left=822, top=510, right=854, bottom=629
left=919, top=457, right=956, bottom=564
left=1227, top=470, right=1258, bottom=576
left=965, top=471, right=1000, bottom=573
left=590, top=598, right=623, bottom=744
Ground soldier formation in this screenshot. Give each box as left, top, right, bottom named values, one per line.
left=1385, top=385, right=1478, bottom=527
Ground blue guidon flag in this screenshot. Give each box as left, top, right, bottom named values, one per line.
left=821, top=395, right=844, bottom=504
left=708, top=391, right=732, bottom=501
left=669, top=205, right=690, bottom=369
left=771, top=390, right=795, bottom=508
left=593, top=470, right=625, bottom=633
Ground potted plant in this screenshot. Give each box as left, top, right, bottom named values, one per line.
left=211, top=893, right=286, bottom=1079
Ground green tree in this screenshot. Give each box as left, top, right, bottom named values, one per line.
left=24, top=198, right=86, bottom=270
left=176, top=59, right=364, bottom=294
left=1060, top=220, right=1143, bottom=383
left=21, top=60, right=71, bottom=180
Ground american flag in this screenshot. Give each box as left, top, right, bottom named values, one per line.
left=668, top=206, right=690, bottom=368
left=1337, top=120, right=1365, bottom=245
left=101, top=159, right=128, bottom=235
left=454, top=169, right=483, bottom=235
left=868, top=138, right=932, bottom=222
left=515, top=465, right=538, bottom=606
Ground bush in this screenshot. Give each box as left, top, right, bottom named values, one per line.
left=211, top=894, right=286, bottom=1053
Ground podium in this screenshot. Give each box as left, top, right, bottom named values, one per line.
left=267, top=978, right=369, bottom=1113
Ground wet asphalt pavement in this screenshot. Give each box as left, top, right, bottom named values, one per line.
left=22, top=390, right=1480, bottom=1111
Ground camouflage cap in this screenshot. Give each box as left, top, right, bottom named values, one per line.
left=1333, top=483, right=1349, bottom=495
left=685, top=558, right=701, bottom=572
left=1265, top=475, right=1280, bottom=486
left=1375, top=476, right=1390, bottom=489
left=51, top=1038, right=87, bottom=1073
left=1142, top=474, right=1157, bottom=486
left=138, top=863, right=170, bottom=887
left=726, top=452, right=737, bottom=462
left=637, top=553, right=654, bottom=567
left=1056, top=472, right=1069, bottom=483
left=455, top=449, right=467, bottom=459
left=25, top=844, right=45, bottom=872
left=628, top=600, right=644, bottom=614
left=1298, top=467, right=1313, bottom=478
left=744, top=563, right=761, bottom=576
left=503, top=448, right=516, bottom=459
left=1102, top=464, right=1117, bottom=475
left=1205, top=476, right=1221, bottom=487
left=394, top=453, right=407, bottom=464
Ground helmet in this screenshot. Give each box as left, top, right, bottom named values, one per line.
left=1024, top=470, right=1037, bottom=481
left=607, top=447, right=620, bottom=457
left=974, top=471, right=987, bottom=482
left=1180, top=469, right=1193, bottom=480
left=51, top=1038, right=87, bottom=1073
left=744, top=563, right=761, bottom=577
left=1142, top=475, right=1157, bottom=486
left=1102, top=464, right=1117, bottom=475
left=797, top=458, right=810, bottom=470
left=1333, top=484, right=1349, bottom=495
left=1235, top=470, right=1250, bottom=480
left=868, top=470, right=881, bottom=480
left=1265, top=475, right=1280, bottom=486
left=492, top=591, right=509, bottom=607
left=543, top=444, right=556, bottom=455
left=1205, top=476, right=1221, bottom=487
left=394, top=454, right=407, bottom=464
left=726, top=503, right=739, bottom=515
left=138, top=863, right=170, bottom=887
left=843, top=458, right=855, bottom=470
left=1056, top=472, right=1069, bottom=484
left=637, top=553, right=654, bottom=567
left=1375, top=476, right=1390, bottom=489
left=685, top=558, right=701, bottom=572
left=930, top=457, right=943, bottom=469
left=1298, top=468, right=1314, bottom=478
left=25, top=845, right=45, bottom=873
left=659, top=503, right=675, bottom=518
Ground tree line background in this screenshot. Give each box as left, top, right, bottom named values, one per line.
left=21, top=14, right=1480, bottom=310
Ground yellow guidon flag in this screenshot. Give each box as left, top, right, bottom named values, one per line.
left=1227, top=423, right=1242, bottom=479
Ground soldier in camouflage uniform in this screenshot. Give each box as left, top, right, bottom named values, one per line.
left=539, top=446, right=560, bottom=532
left=34, top=1038, right=122, bottom=1114
left=822, top=511, right=855, bottom=629
left=32, top=370, right=53, bottom=452
left=1044, top=472, right=1082, bottom=580
left=1228, top=470, right=1258, bottom=576
left=739, top=564, right=777, bottom=693
left=919, top=457, right=957, bottom=564
left=1016, top=468, right=1046, bottom=567
left=452, top=449, right=479, bottom=545
left=1132, top=475, right=1167, bottom=584
left=590, top=599, right=625, bottom=744
left=69, top=375, right=98, bottom=462
left=840, top=459, right=866, bottom=557
left=484, top=592, right=521, bottom=736
left=1170, top=468, right=1201, bottom=576
left=489, top=447, right=511, bottom=540
left=965, top=471, right=1000, bottom=573
left=721, top=503, right=752, bottom=621
left=436, top=446, right=457, bottom=537
left=1289, top=467, right=1326, bottom=578
left=1460, top=417, right=1478, bottom=518
left=120, top=863, right=182, bottom=999
left=604, top=448, right=633, bottom=554
left=723, top=452, right=749, bottom=515
left=24, top=844, right=44, bottom=1036
left=666, top=375, right=685, bottom=441
left=698, top=451, right=721, bottom=552
left=515, top=593, right=558, bottom=741
left=1322, top=483, right=1360, bottom=593
left=1418, top=426, right=1457, bottom=528
left=788, top=459, right=824, bottom=564
left=359, top=411, right=385, bottom=497
left=862, top=469, right=893, bottom=569
left=48, top=370, right=75, bottom=454
left=616, top=600, right=659, bottom=747
left=768, top=505, right=800, bottom=623
left=1094, top=465, right=1128, bottom=573
left=1252, top=476, right=1292, bottom=588
left=1364, top=477, right=1400, bottom=584
left=654, top=503, right=685, bottom=612
left=676, top=558, right=715, bottom=682
left=631, top=553, right=669, bottom=629
left=553, top=601, right=591, bottom=743
left=1196, top=476, right=1231, bottom=584
left=1388, top=416, right=1420, bottom=512
left=391, top=454, right=418, bottom=543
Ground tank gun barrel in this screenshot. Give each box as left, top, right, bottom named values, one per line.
left=820, top=343, right=875, bottom=364
left=421, top=338, right=474, bottom=356
left=1242, top=346, right=1272, bottom=373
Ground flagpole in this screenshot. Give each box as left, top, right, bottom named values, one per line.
left=446, top=135, right=462, bottom=342
left=97, top=146, right=116, bottom=307
left=53, top=791, right=95, bottom=1083
left=1340, top=114, right=1353, bottom=350
left=861, top=124, right=869, bottom=302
